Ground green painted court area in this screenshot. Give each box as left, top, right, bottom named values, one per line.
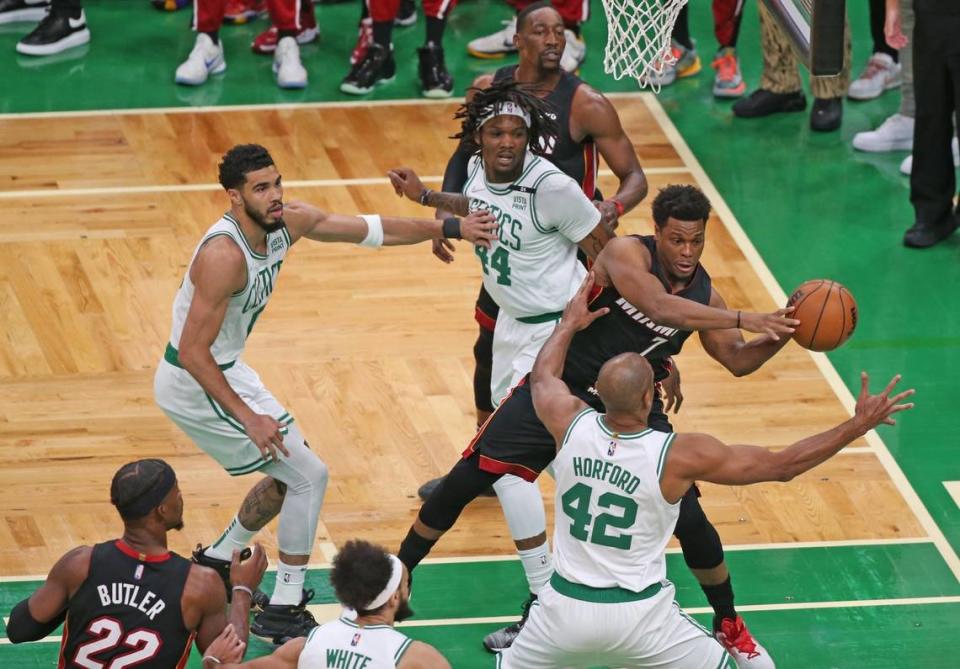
left=2, top=0, right=959, bottom=666
left=3, top=543, right=960, bottom=667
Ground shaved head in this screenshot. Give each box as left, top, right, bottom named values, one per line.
left=596, top=353, right=655, bottom=416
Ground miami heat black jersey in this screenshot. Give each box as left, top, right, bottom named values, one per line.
left=563, top=235, right=713, bottom=393
left=492, top=65, right=599, bottom=199
left=59, top=540, right=194, bottom=669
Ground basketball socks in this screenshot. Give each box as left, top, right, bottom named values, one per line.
left=517, top=543, right=553, bottom=594
left=203, top=30, right=219, bottom=45
left=672, top=6, right=693, bottom=50
left=372, top=21, right=392, bottom=48
left=271, top=560, right=308, bottom=605
left=701, top=576, right=737, bottom=630
left=204, top=515, right=256, bottom=561
left=425, top=16, right=445, bottom=46
left=398, top=528, right=437, bottom=572
left=278, top=29, right=296, bottom=40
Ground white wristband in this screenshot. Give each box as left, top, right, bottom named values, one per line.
left=359, top=215, right=384, bottom=248
left=202, top=655, right=222, bottom=665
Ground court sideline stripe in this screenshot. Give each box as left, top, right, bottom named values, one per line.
left=639, top=91, right=960, bottom=583
left=4, top=595, right=959, bottom=644
left=0, top=537, right=935, bottom=582
left=0, top=91, right=649, bottom=122
left=0, top=168, right=690, bottom=201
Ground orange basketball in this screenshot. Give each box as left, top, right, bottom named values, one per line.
left=787, top=280, right=858, bottom=351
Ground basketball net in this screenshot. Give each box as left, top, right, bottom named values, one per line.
left=601, top=0, right=689, bottom=92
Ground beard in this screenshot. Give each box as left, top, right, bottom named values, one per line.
left=245, top=200, right=285, bottom=233
left=170, top=520, right=184, bottom=531
left=394, top=598, right=415, bottom=623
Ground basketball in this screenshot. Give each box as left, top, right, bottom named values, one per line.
left=787, top=280, right=858, bottom=351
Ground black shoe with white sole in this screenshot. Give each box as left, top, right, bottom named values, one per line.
left=251, top=589, right=319, bottom=645
left=0, top=0, right=50, bottom=25
left=340, top=42, right=395, bottom=95
left=16, top=7, right=90, bottom=56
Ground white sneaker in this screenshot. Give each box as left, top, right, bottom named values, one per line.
left=852, top=113, right=914, bottom=152
left=900, top=136, right=960, bottom=175
left=175, top=33, right=225, bottom=86
left=560, top=29, right=585, bottom=72
left=847, top=52, right=901, bottom=100
left=467, top=15, right=516, bottom=58
left=273, top=36, right=307, bottom=89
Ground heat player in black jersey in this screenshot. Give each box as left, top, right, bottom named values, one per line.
left=400, top=186, right=799, bottom=652
left=6, top=459, right=266, bottom=669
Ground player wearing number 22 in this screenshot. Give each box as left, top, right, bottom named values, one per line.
left=5, top=459, right=267, bottom=669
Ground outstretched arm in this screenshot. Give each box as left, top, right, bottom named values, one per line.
left=282, top=200, right=496, bottom=247
left=660, top=373, right=915, bottom=501
left=698, top=289, right=792, bottom=377
left=532, top=274, right=608, bottom=445
left=7, top=546, right=89, bottom=643
left=388, top=168, right=473, bottom=217
left=573, top=86, right=648, bottom=230
left=596, top=237, right=798, bottom=338
left=203, top=628, right=303, bottom=668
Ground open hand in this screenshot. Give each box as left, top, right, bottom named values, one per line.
left=242, top=413, right=288, bottom=462
left=460, top=211, right=498, bottom=249
left=387, top=167, right=426, bottom=203
left=853, top=372, right=915, bottom=433
left=661, top=359, right=683, bottom=414
left=432, top=238, right=456, bottom=263
left=738, top=307, right=799, bottom=340
left=561, top=272, right=609, bottom=332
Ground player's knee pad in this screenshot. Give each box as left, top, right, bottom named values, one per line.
left=419, top=457, right=499, bottom=532
left=494, top=474, right=547, bottom=541
left=271, top=424, right=328, bottom=555
left=473, top=326, right=494, bottom=413
left=673, top=486, right=724, bottom=570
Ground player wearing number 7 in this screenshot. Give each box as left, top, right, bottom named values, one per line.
left=396, top=184, right=800, bottom=665
left=498, top=274, right=914, bottom=668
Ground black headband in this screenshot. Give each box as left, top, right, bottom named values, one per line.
left=115, top=464, right=176, bottom=519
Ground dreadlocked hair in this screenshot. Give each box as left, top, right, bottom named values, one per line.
left=452, top=80, right=559, bottom=157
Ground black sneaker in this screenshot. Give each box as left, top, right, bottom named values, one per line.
left=418, top=42, right=453, bottom=99
left=903, top=217, right=959, bottom=248
left=251, top=589, right=319, bottom=645
left=395, top=0, right=416, bottom=27
left=16, top=6, right=89, bottom=56
left=482, top=593, right=536, bottom=652
left=417, top=474, right=496, bottom=502
left=340, top=42, right=396, bottom=95
left=0, top=0, right=49, bottom=24
left=191, top=544, right=270, bottom=608
left=810, top=96, right=842, bottom=132
left=732, top=88, right=806, bottom=118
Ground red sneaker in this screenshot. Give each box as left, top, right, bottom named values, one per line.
left=252, top=24, right=319, bottom=55
left=350, top=17, right=372, bottom=66
left=715, top=616, right=775, bottom=668
left=224, top=0, right=266, bottom=25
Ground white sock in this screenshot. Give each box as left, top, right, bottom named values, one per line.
left=271, top=560, right=307, bottom=605
left=204, top=516, right=256, bottom=561
left=518, top=542, right=553, bottom=595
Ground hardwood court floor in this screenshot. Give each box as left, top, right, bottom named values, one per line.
left=0, top=96, right=929, bottom=579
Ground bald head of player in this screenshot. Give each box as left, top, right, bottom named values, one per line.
left=595, top=352, right=656, bottom=425
left=110, top=458, right=185, bottom=534
left=514, top=1, right=565, bottom=74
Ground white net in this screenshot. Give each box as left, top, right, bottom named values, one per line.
left=601, top=0, right=689, bottom=92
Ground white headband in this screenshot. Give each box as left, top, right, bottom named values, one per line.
left=479, top=101, right=531, bottom=129
left=363, top=555, right=404, bottom=611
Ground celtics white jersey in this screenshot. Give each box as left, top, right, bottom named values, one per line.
left=299, top=617, right=413, bottom=669
left=463, top=152, right=600, bottom=320
left=553, top=409, right=680, bottom=593
left=166, top=213, right=291, bottom=366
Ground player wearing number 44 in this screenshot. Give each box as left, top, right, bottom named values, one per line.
left=5, top=459, right=269, bottom=668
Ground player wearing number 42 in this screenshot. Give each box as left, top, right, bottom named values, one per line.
left=496, top=275, right=914, bottom=668
left=5, top=459, right=268, bottom=668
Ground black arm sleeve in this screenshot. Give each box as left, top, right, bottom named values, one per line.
left=6, top=598, right=67, bottom=643
left=441, top=144, right=472, bottom=193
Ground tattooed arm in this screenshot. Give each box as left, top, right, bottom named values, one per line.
left=388, top=167, right=472, bottom=216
